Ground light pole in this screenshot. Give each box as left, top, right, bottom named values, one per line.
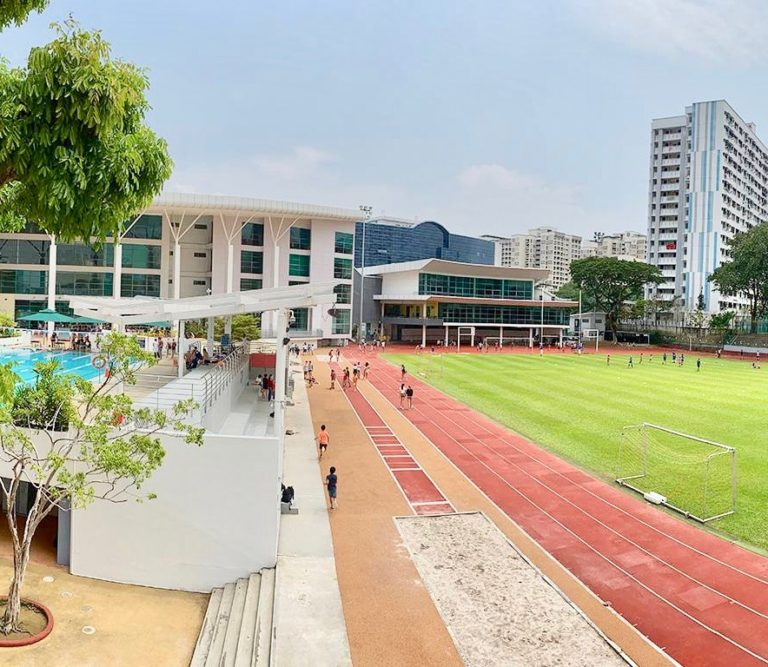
left=538, top=281, right=553, bottom=344
left=358, top=205, right=373, bottom=343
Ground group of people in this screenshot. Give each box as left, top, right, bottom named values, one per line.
left=303, top=360, right=317, bottom=387
left=255, top=374, right=276, bottom=401
left=70, top=333, right=93, bottom=351
left=149, top=336, right=177, bottom=359
left=328, top=361, right=370, bottom=391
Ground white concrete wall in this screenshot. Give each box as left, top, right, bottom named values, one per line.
left=380, top=269, right=420, bottom=296
left=202, top=364, right=249, bottom=432
left=70, top=430, right=281, bottom=592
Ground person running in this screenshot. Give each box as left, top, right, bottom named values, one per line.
left=329, top=368, right=336, bottom=390
left=316, top=425, right=330, bottom=459
left=399, top=383, right=407, bottom=409
left=406, top=385, right=414, bottom=409
left=662, top=352, right=667, bottom=365
left=627, top=355, right=633, bottom=368
left=401, top=364, right=407, bottom=381
left=639, top=352, right=643, bottom=365
left=363, top=362, right=370, bottom=379
left=326, top=466, right=338, bottom=510
left=696, top=358, right=701, bottom=372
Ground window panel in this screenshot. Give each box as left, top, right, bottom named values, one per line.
left=122, top=245, right=161, bottom=269
left=290, top=227, right=311, bottom=250
left=124, top=214, right=162, bottom=240
left=291, top=308, right=310, bottom=331
left=121, top=274, right=160, bottom=297
left=334, top=232, right=353, bottom=254
left=0, top=270, right=47, bottom=294
left=0, top=239, right=51, bottom=265
left=333, top=258, right=352, bottom=280
left=289, top=254, right=310, bottom=277
left=56, top=271, right=113, bottom=296
left=241, top=222, right=264, bottom=246
left=333, top=283, right=351, bottom=304
left=418, top=273, right=533, bottom=300
left=240, top=278, right=263, bottom=291
left=332, top=309, right=351, bottom=334
left=241, top=250, right=264, bottom=274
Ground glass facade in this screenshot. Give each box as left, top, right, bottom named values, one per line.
left=122, top=245, right=161, bottom=269
left=437, top=303, right=569, bottom=325
left=332, top=309, right=351, bottom=334
left=355, top=220, right=494, bottom=268
left=289, top=254, right=310, bottom=277
left=241, top=222, right=264, bottom=246
left=15, top=299, right=73, bottom=320
left=334, top=258, right=352, bottom=280
left=0, top=239, right=51, bottom=265
left=291, top=308, right=309, bottom=331
left=57, top=244, right=111, bottom=267
left=124, top=214, right=163, bottom=240
left=418, top=273, right=533, bottom=300
left=240, top=278, right=263, bottom=291
left=333, top=283, right=352, bottom=304
left=290, top=227, right=311, bottom=250
left=121, top=274, right=160, bottom=297
left=0, top=270, right=47, bottom=294
left=56, top=272, right=113, bottom=296
left=335, top=232, right=353, bottom=254
left=241, top=250, right=264, bottom=274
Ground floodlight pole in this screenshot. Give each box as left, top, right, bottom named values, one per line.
left=358, top=205, right=372, bottom=343
left=578, top=289, right=582, bottom=347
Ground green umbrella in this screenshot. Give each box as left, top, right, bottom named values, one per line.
left=18, top=308, right=77, bottom=324
left=74, top=314, right=106, bottom=324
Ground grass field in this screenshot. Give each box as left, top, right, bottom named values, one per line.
left=382, top=350, right=768, bottom=551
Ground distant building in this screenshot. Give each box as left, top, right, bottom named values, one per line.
left=647, top=100, right=768, bottom=312
left=485, top=227, right=582, bottom=289
left=581, top=231, right=646, bottom=261
left=354, top=218, right=494, bottom=269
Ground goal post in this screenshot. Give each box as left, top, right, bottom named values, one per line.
left=615, top=423, right=736, bottom=523
left=483, top=336, right=531, bottom=348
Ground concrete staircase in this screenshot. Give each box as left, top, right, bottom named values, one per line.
left=190, top=569, right=276, bottom=667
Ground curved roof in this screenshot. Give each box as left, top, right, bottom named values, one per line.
left=152, top=192, right=362, bottom=221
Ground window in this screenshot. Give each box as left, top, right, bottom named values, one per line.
left=194, top=223, right=208, bottom=230
left=241, top=222, right=264, bottom=246
left=417, top=273, right=532, bottom=300
left=241, top=250, right=264, bottom=274
left=240, top=278, right=263, bottom=291
left=122, top=244, right=161, bottom=269
left=192, top=280, right=208, bottom=286
left=57, top=244, right=111, bottom=267
left=0, top=240, right=51, bottom=265
left=333, top=283, right=352, bottom=304
left=334, top=257, right=352, bottom=280
left=436, top=302, right=568, bottom=325
left=289, top=280, right=307, bottom=285
left=0, top=270, right=47, bottom=294
left=335, top=232, right=353, bottom=254
left=332, top=309, right=351, bottom=335
left=193, top=252, right=207, bottom=258
left=289, top=254, right=310, bottom=277
left=121, top=274, right=160, bottom=297
left=290, top=227, right=311, bottom=250
left=56, top=271, right=113, bottom=296
left=124, top=215, right=162, bottom=240
left=291, top=308, right=309, bottom=331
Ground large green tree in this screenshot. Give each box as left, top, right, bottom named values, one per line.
left=0, top=0, right=49, bottom=30
left=0, top=20, right=172, bottom=241
left=568, top=257, right=662, bottom=339
left=709, top=223, right=768, bottom=334
left=0, top=333, right=203, bottom=633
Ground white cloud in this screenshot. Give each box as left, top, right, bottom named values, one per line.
left=250, top=146, right=335, bottom=181
left=573, top=0, right=768, bottom=62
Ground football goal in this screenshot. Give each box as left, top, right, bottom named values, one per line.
left=483, top=336, right=531, bottom=348
left=615, top=423, right=736, bottom=523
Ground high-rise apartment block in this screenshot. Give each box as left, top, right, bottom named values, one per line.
left=647, top=100, right=768, bottom=312
left=581, top=231, right=646, bottom=261
left=485, top=227, right=582, bottom=288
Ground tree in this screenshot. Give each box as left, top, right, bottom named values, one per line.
left=186, top=314, right=261, bottom=342
left=555, top=282, right=596, bottom=310
left=0, top=20, right=172, bottom=241
left=709, top=311, right=735, bottom=342
left=709, top=223, right=768, bottom=334
left=0, top=332, right=203, bottom=633
left=0, top=0, right=49, bottom=30
left=569, top=257, right=663, bottom=339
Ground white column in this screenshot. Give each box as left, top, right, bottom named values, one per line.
left=226, top=242, right=234, bottom=294
left=47, top=237, right=57, bottom=335
left=421, top=303, right=427, bottom=347
left=225, top=316, right=232, bottom=336
left=177, top=319, right=185, bottom=378
left=274, top=308, right=289, bottom=442
left=113, top=241, right=123, bottom=298
left=173, top=241, right=181, bottom=300
left=273, top=243, right=280, bottom=289
left=499, top=326, right=503, bottom=346
left=559, top=329, right=563, bottom=348
left=444, top=326, right=449, bottom=346
left=470, top=327, right=475, bottom=348
left=528, top=328, right=533, bottom=348
left=207, top=317, right=215, bottom=354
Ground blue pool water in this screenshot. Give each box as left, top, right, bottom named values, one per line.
left=0, top=349, right=103, bottom=384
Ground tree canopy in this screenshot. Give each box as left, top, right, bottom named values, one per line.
left=0, top=0, right=49, bottom=30
left=568, top=257, right=662, bottom=337
left=709, top=222, right=768, bottom=334
left=0, top=20, right=172, bottom=242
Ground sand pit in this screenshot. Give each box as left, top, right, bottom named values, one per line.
left=396, top=512, right=627, bottom=667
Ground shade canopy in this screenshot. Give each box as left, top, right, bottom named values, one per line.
left=18, top=308, right=77, bottom=323
left=68, top=282, right=339, bottom=327
left=74, top=315, right=106, bottom=324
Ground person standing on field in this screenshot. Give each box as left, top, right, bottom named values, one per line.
left=399, top=383, right=407, bottom=409
left=406, top=385, right=414, bottom=409
left=316, top=424, right=330, bottom=459
left=606, top=354, right=610, bottom=366
left=696, top=358, right=701, bottom=372
left=326, top=466, right=338, bottom=510
left=627, top=356, right=633, bottom=368
left=329, top=368, right=336, bottom=390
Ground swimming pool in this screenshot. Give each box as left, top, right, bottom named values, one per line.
left=0, top=349, right=103, bottom=384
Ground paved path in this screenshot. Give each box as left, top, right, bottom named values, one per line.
left=352, top=350, right=768, bottom=667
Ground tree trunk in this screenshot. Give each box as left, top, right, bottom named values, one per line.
left=0, top=530, right=29, bottom=633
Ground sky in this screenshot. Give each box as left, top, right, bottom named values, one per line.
left=3, top=0, right=768, bottom=237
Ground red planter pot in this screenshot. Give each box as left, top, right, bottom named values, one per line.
left=0, top=598, right=54, bottom=647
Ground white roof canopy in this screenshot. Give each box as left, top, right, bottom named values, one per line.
left=68, top=282, right=339, bottom=327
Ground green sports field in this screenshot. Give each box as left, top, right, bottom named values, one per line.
left=382, top=350, right=768, bottom=551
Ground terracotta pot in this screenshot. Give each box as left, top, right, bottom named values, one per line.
left=0, top=597, right=54, bottom=647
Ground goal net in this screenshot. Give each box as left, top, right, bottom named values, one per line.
left=615, top=423, right=736, bottom=522
left=483, top=336, right=530, bottom=348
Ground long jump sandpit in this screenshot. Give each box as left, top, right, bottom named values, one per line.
left=396, top=511, right=629, bottom=667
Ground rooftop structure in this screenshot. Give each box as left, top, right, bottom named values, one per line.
left=581, top=231, right=646, bottom=262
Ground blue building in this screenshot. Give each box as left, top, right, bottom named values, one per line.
left=354, top=218, right=494, bottom=268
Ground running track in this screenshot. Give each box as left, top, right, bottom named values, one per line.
left=345, top=352, right=768, bottom=667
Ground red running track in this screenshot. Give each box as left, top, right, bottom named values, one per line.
left=353, top=353, right=768, bottom=667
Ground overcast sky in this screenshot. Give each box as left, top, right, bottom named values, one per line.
left=4, top=0, right=768, bottom=237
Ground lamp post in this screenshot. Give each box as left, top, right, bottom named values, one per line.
left=358, top=205, right=372, bottom=343
left=538, top=281, right=554, bottom=344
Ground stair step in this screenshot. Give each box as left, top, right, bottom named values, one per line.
left=220, top=578, right=249, bottom=666
left=234, top=573, right=262, bottom=667
left=205, top=582, right=236, bottom=667
left=253, top=569, right=276, bottom=667
left=190, top=587, right=223, bottom=667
